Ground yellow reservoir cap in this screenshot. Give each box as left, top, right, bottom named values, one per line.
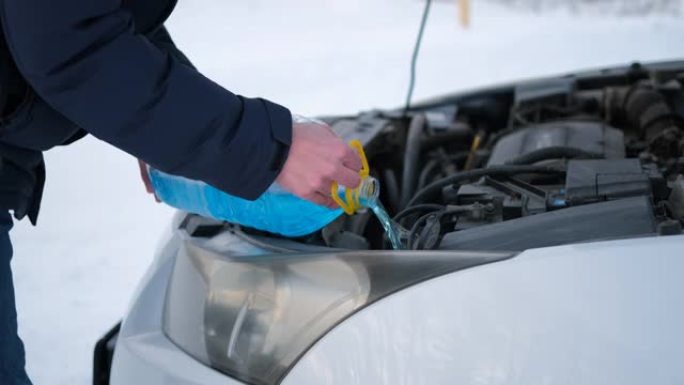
left=331, top=140, right=371, bottom=215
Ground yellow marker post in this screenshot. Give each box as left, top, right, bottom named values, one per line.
left=458, top=0, right=470, bottom=28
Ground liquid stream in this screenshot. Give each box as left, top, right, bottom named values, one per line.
left=336, top=177, right=404, bottom=250
left=368, top=201, right=404, bottom=250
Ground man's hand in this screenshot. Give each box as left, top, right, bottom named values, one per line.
left=277, top=122, right=362, bottom=208
left=138, top=160, right=160, bottom=202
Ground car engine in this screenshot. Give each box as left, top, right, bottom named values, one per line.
left=315, top=63, right=684, bottom=251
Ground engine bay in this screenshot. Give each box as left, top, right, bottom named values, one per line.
left=314, top=62, right=684, bottom=251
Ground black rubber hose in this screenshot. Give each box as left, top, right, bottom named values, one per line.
left=505, top=146, right=602, bottom=165
left=418, top=152, right=470, bottom=189
left=382, top=169, right=401, bottom=213
left=400, top=114, right=427, bottom=208
left=406, top=165, right=565, bottom=207
left=417, top=158, right=440, bottom=190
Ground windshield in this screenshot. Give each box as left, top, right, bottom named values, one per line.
left=167, top=0, right=682, bottom=116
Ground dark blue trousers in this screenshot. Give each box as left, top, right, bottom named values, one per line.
left=0, top=211, right=32, bottom=384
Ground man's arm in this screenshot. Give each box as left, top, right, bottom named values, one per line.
left=0, top=0, right=290, bottom=199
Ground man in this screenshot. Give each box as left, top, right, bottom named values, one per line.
left=0, top=0, right=362, bottom=383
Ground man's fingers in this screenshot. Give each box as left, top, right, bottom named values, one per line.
left=342, top=146, right=363, bottom=171
left=138, top=160, right=155, bottom=194
left=277, top=121, right=367, bottom=208
left=308, top=193, right=339, bottom=209
left=333, top=166, right=362, bottom=190
left=138, top=160, right=161, bottom=203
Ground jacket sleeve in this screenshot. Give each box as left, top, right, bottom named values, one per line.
left=0, top=0, right=292, bottom=200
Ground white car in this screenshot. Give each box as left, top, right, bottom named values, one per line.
left=94, top=60, right=684, bottom=385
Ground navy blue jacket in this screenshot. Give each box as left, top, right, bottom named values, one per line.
left=0, top=0, right=292, bottom=223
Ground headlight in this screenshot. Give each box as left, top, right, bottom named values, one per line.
left=163, top=238, right=512, bottom=385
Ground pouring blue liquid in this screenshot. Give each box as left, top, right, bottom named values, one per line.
left=349, top=177, right=403, bottom=250
left=148, top=168, right=404, bottom=249
left=368, top=201, right=403, bottom=250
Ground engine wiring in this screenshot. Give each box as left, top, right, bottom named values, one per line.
left=405, top=203, right=489, bottom=250
left=408, top=210, right=442, bottom=250
left=406, top=165, right=567, bottom=208
left=319, top=54, right=683, bottom=251
left=393, top=203, right=445, bottom=225
left=418, top=152, right=470, bottom=189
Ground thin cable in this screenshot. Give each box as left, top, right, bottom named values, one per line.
left=393, top=203, right=444, bottom=224
left=404, top=0, right=433, bottom=115
left=408, top=211, right=437, bottom=250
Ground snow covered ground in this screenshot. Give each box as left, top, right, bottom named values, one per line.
left=9, top=0, right=683, bottom=384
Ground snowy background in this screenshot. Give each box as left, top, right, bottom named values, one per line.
left=9, top=0, right=683, bottom=384
left=488, top=0, right=680, bottom=14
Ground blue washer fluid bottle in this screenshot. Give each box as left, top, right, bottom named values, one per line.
left=147, top=167, right=380, bottom=238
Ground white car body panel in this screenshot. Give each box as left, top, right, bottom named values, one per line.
left=111, top=229, right=684, bottom=385
left=285, top=235, right=684, bottom=385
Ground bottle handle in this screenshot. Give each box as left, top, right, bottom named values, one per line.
left=331, top=140, right=370, bottom=215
